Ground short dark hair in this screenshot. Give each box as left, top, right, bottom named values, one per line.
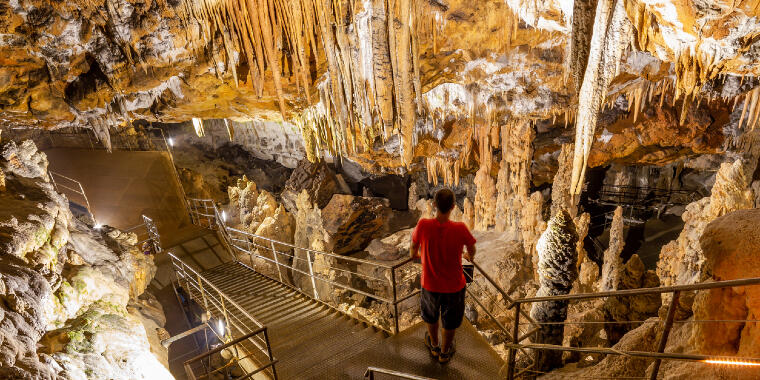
left=434, top=188, right=456, bottom=214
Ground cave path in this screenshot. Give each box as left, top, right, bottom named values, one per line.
left=44, top=148, right=200, bottom=247
left=191, top=261, right=507, bottom=379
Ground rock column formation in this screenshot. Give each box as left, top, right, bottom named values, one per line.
left=495, top=121, right=535, bottom=239
left=530, top=210, right=579, bottom=371
left=600, top=206, right=624, bottom=291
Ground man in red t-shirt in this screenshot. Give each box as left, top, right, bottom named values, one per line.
left=411, top=188, right=476, bottom=363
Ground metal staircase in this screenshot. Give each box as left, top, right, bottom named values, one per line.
left=197, top=261, right=390, bottom=379
left=163, top=198, right=513, bottom=379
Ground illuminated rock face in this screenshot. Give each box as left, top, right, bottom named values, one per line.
left=0, top=141, right=171, bottom=379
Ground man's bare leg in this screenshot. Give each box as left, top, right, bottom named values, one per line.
left=441, top=328, right=456, bottom=353
left=426, top=322, right=439, bottom=347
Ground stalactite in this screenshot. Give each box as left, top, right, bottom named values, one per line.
left=570, top=0, right=631, bottom=196
left=176, top=0, right=427, bottom=164
left=568, top=0, right=599, bottom=94
left=224, top=119, right=235, bottom=141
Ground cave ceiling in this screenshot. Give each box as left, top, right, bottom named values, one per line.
left=1, top=0, right=760, bottom=179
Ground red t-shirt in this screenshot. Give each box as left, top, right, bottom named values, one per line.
left=412, top=218, right=476, bottom=293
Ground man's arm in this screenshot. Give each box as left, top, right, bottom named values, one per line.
left=463, top=244, right=476, bottom=262
left=410, top=241, right=420, bottom=259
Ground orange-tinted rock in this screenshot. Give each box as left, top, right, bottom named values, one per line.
left=698, top=208, right=760, bottom=356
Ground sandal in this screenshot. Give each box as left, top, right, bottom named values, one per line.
left=424, top=332, right=440, bottom=358
left=438, top=341, right=456, bottom=364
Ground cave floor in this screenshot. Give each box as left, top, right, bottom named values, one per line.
left=190, top=261, right=506, bottom=379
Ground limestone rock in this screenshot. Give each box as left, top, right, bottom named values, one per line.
left=603, top=254, right=661, bottom=344
left=545, top=319, right=660, bottom=379
left=657, top=159, right=755, bottom=291
left=365, top=229, right=412, bottom=262
left=1, top=140, right=48, bottom=179
left=282, top=160, right=345, bottom=211
left=473, top=164, right=497, bottom=231
left=463, top=198, right=475, bottom=231
left=321, top=195, right=391, bottom=255
left=360, top=174, right=409, bottom=210
left=551, top=144, right=578, bottom=219
left=0, top=140, right=170, bottom=379
left=695, top=208, right=760, bottom=357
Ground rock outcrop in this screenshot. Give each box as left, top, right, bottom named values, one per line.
left=657, top=159, right=755, bottom=290
left=696, top=208, right=760, bottom=357
left=0, top=140, right=172, bottom=379
left=281, top=160, right=346, bottom=212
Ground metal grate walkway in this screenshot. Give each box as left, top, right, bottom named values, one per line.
left=191, top=261, right=506, bottom=379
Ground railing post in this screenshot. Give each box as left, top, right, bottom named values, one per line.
left=649, top=290, right=680, bottom=380
left=271, top=241, right=284, bottom=283
left=507, top=302, right=521, bottom=380
left=217, top=288, right=231, bottom=342
left=197, top=273, right=210, bottom=311
left=306, top=250, right=319, bottom=300
left=391, top=267, right=399, bottom=334
left=263, top=328, right=278, bottom=380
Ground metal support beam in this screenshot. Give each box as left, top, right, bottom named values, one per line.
left=649, top=290, right=680, bottom=380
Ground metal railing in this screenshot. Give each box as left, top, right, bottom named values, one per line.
left=2, top=125, right=189, bottom=213
left=48, top=170, right=95, bottom=221
left=182, top=323, right=278, bottom=380
left=188, top=196, right=417, bottom=333
left=589, top=184, right=699, bottom=210
left=185, top=196, right=541, bottom=351
left=503, top=277, right=760, bottom=379
left=364, top=367, right=436, bottom=380
left=125, top=212, right=278, bottom=379
left=170, top=252, right=278, bottom=379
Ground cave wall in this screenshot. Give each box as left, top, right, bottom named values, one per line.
left=0, top=140, right=172, bottom=379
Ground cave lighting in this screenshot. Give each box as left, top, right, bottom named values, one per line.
left=221, top=210, right=227, bottom=223
left=167, top=137, right=174, bottom=146
left=192, top=118, right=205, bottom=137
left=217, top=319, right=225, bottom=337
left=94, top=223, right=103, bottom=229
left=704, top=359, right=760, bottom=367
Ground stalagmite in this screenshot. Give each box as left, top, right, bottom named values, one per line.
left=473, top=159, right=497, bottom=231
left=570, top=0, right=631, bottom=195
left=495, top=121, right=535, bottom=239
left=531, top=210, right=579, bottom=372
left=463, top=198, right=475, bottom=231
left=600, top=206, right=624, bottom=291
left=551, top=144, right=578, bottom=218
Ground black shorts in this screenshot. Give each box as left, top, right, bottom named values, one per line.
left=420, top=287, right=466, bottom=330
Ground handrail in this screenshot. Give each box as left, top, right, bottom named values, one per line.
left=171, top=252, right=278, bottom=379
left=187, top=196, right=410, bottom=333
left=504, top=277, right=760, bottom=379
left=183, top=326, right=278, bottom=380
left=364, top=367, right=436, bottom=380
left=512, top=276, right=760, bottom=304
left=48, top=170, right=95, bottom=221
left=169, top=252, right=264, bottom=329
